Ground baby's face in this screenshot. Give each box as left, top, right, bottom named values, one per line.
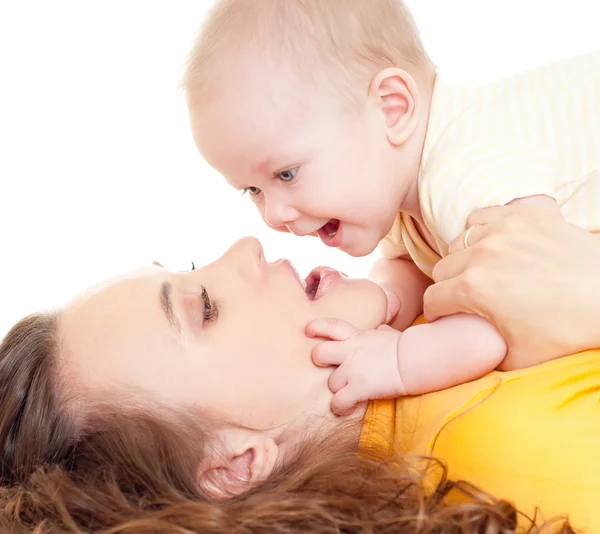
left=189, top=63, right=410, bottom=257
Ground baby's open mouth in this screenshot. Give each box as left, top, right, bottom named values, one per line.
left=319, top=219, right=339, bottom=238
left=317, top=219, right=341, bottom=247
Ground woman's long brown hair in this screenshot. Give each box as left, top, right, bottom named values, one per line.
left=0, top=313, right=574, bottom=533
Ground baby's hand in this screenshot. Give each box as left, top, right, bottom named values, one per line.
left=306, top=319, right=406, bottom=416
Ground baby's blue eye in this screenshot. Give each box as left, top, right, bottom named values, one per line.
left=243, top=186, right=262, bottom=197
left=277, top=168, right=297, bottom=182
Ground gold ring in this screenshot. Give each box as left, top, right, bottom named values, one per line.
left=463, top=225, right=480, bottom=249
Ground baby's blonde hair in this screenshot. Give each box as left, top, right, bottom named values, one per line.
left=183, top=0, right=435, bottom=104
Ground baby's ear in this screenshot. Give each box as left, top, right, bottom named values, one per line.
left=369, top=67, right=421, bottom=146
left=197, top=429, right=279, bottom=499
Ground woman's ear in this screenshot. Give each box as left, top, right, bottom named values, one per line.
left=369, top=67, right=421, bottom=147
left=197, top=428, right=279, bottom=499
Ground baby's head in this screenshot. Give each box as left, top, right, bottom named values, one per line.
left=185, top=0, right=435, bottom=257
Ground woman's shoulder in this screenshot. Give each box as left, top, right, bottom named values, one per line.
left=415, top=349, right=600, bottom=531
left=362, top=347, right=600, bottom=458
left=398, top=349, right=600, bottom=450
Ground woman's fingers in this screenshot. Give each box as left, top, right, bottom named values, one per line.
left=448, top=204, right=535, bottom=255
left=448, top=223, right=487, bottom=254
left=466, top=205, right=514, bottom=226
left=423, top=280, right=468, bottom=322
left=430, top=248, right=469, bottom=282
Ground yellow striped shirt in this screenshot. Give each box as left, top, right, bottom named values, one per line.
left=380, top=49, right=600, bottom=276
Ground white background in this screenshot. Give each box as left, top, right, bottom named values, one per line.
left=1, top=0, right=599, bottom=335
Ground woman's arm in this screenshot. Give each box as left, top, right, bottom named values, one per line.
left=424, top=204, right=600, bottom=369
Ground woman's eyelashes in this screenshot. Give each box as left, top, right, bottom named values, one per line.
left=183, top=264, right=218, bottom=327
left=200, top=286, right=218, bottom=324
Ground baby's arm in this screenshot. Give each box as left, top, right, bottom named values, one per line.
left=398, top=314, right=507, bottom=395
left=309, top=312, right=507, bottom=415
left=370, top=256, right=431, bottom=331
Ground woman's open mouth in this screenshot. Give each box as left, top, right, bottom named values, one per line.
left=317, top=219, right=342, bottom=248
left=279, top=260, right=343, bottom=300
left=304, top=266, right=341, bottom=300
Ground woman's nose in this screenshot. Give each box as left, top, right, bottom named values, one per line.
left=228, top=237, right=264, bottom=279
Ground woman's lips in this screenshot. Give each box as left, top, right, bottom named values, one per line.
left=306, top=266, right=341, bottom=300
left=278, top=260, right=344, bottom=300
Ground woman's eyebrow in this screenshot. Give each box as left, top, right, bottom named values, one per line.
left=160, top=281, right=181, bottom=334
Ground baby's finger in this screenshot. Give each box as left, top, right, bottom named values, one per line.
left=327, top=365, right=348, bottom=394
left=312, top=341, right=347, bottom=367
left=305, top=317, right=357, bottom=341
left=331, top=388, right=358, bottom=417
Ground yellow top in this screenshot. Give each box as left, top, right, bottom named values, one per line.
left=360, top=347, right=600, bottom=531
left=380, top=49, right=600, bottom=276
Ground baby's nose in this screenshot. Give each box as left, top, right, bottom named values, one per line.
left=263, top=198, right=299, bottom=228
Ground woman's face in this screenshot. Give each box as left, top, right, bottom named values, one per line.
left=60, top=238, right=389, bottom=430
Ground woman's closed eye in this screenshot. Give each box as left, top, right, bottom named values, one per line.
left=186, top=263, right=218, bottom=325
left=200, top=286, right=218, bottom=324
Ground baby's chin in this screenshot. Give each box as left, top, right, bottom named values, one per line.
left=339, top=240, right=379, bottom=258
left=336, top=228, right=381, bottom=258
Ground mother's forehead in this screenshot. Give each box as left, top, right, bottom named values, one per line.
left=68, top=265, right=164, bottom=303
left=60, top=267, right=169, bottom=339
left=57, top=267, right=182, bottom=379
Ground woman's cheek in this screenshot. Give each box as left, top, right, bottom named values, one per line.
left=382, top=287, right=400, bottom=324
left=322, top=281, right=387, bottom=329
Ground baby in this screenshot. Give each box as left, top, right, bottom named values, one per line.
left=184, top=0, right=600, bottom=415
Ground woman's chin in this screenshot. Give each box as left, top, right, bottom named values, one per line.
left=320, top=278, right=388, bottom=329
left=381, top=287, right=401, bottom=324
left=350, top=280, right=390, bottom=328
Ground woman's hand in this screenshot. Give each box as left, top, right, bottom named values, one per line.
left=424, top=204, right=600, bottom=370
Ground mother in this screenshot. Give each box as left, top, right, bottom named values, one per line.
left=1, top=206, right=598, bottom=532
